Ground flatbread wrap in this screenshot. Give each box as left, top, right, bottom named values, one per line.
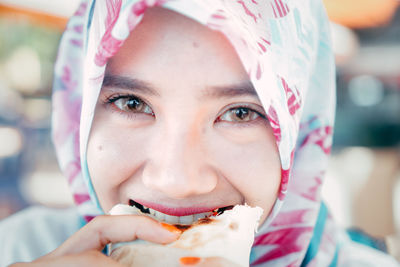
left=108, top=204, right=263, bottom=267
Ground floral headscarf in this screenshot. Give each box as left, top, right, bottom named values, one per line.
left=52, top=0, right=396, bottom=266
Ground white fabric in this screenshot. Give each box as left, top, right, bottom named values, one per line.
left=338, top=241, right=400, bottom=267
left=0, top=206, right=81, bottom=266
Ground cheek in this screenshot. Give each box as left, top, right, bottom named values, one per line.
left=209, top=126, right=281, bottom=219
left=87, top=122, right=149, bottom=211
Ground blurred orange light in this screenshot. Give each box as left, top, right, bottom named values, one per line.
left=323, top=0, right=399, bottom=28
left=0, top=4, right=68, bottom=30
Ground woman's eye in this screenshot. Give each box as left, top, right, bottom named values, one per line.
left=219, top=107, right=260, bottom=122
left=109, top=95, right=153, bottom=115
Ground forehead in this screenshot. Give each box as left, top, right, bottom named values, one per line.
left=105, top=6, right=251, bottom=95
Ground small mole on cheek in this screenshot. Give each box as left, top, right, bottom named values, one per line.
left=192, top=42, right=199, bottom=48
left=98, top=145, right=103, bottom=151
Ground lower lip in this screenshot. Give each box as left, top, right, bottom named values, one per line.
left=133, top=199, right=219, bottom=216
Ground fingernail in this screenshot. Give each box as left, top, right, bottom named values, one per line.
left=160, top=222, right=182, bottom=235
left=179, top=257, right=201, bottom=265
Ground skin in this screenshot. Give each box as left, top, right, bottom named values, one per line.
left=88, top=6, right=281, bottom=223
left=12, top=6, right=281, bottom=266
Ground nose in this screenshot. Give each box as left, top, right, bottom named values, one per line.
left=141, top=119, right=218, bottom=199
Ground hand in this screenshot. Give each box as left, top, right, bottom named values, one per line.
left=9, top=250, right=123, bottom=267
left=179, top=256, right=242, bottom=267
left=9, top=215, right=180, bottom=266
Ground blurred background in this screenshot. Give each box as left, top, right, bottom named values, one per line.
left=0, top=0, right=399, bottom=244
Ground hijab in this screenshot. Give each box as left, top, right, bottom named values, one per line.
left=51, top=0, right=377, bottom=266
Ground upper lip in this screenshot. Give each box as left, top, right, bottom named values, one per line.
left=131, top=199, right=232, bottom=216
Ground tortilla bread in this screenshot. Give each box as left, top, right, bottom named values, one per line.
left=108, top=204, right=263, bottom=267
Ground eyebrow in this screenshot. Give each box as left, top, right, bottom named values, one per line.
left=102, top=74, right=258, bottom=99
left=204, top=80, right=258, bottom=99
left=102, top=74, right=160, bottom=96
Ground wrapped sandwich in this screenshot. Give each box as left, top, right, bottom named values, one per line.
left=108, top=204, right=263, bottom=267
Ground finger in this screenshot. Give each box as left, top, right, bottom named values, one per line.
left=44, top=215, right=180, bottom=258
left=35, top=250, right=124, bottom=267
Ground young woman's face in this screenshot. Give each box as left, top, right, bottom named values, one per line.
left=87, top=7, right=281, bottom=225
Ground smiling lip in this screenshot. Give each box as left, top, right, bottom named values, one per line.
left=132, top=199, right=226, bottom=216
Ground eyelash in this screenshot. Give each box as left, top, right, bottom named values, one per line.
left=104, top=94, right=266, bottom=124
left=216, top=105, right=266, bottom=125
left=105, top=94, right=155, bottom=117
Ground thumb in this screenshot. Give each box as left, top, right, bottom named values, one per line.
left=44, top=215, right=180, bottom=259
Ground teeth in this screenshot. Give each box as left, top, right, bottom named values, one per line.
left=194, top=212, right=211, bottom=221
left=153, top=210, right=165, bottom=221
left=165, top=214, right=179, bottom=224
left=149, top=208, right=156, bottom=216
left=179, top=215, right=194, bottom=225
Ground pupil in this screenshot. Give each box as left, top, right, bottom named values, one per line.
left=235, top=108, right=249, bottom=120
left=127, top=98, right=141, bottom=110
